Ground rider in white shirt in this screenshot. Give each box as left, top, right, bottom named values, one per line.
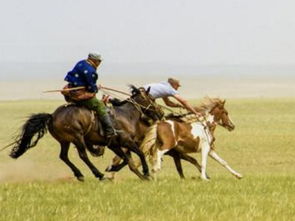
left=144, top=78, right=201, bottom=117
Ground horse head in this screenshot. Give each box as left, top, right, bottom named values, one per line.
left=129, top=85, right=164, bottom=121
left=199, top=97, right=235, bottom=131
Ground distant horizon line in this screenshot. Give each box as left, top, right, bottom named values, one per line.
left=2, top=61, right=295, bottom=67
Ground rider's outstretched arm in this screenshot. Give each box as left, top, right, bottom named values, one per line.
left=173, top=94, right=202, bottom=117
left=162, top=97, right=182, bottom=108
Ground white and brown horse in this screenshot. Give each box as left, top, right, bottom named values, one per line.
left=151, top=97, right=243, bottom=180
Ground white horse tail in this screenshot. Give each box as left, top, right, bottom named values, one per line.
left=134, top=124, right=158, bottom=168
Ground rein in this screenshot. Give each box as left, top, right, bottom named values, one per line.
left=100, top=86, right=182, bottom=116
left=0, top=141, right=15, bottom=153
left=100, top=87, right=157, bottom=119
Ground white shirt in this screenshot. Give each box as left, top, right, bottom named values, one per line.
left=144, top=81, right=178, bottom=99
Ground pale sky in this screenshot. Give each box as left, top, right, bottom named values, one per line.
left=1, top=0, right=295, bottom=66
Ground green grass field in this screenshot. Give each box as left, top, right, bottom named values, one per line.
left=0, top=98, right=295, bottom=221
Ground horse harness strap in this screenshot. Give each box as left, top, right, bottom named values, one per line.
left=126, top=98, right=145, bottom=117
left=84, top=111, right=96, bottom=136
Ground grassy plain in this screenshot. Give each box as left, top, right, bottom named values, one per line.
left=0, top=98, right=294, bottom=221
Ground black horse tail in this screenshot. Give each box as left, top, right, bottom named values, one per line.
left=10, top=113, right=52, bottom=159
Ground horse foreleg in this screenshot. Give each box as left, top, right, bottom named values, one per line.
left=107, top=146, right=148, bottom=180
left=167, top=149, right=211, bottom=179
left=105, top=149, right=130, bottom=173
left=200, top=143, right=210, bottom=181
left=74, top=139, right=105, bottom=180
left=59, top=142, right=84, bottom=181
left=105, top=154, right=122, bottom=180
left=209, top=150, right=243, bottom=179
left=86, top=142, right=105, bottom=157
left=124, top=141, right=150, bottom=178
left=105, top=147, right=128, bottom=172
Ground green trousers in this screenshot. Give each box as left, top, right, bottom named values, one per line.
left=77, top=96, right=107, bottom=116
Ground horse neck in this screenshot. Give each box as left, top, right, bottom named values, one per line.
left=204, top=111, right=215, bottom=124
left=114, top=101, right=142, bottom=121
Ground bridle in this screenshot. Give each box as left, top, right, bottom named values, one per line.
left=128, top=88, right=162, bottom=120
left=209, top=103, right=232, bottom=129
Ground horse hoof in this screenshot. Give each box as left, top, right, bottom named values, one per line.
left=90, top=145, right=105, bottom=157
left=99, top=176, right=113, bottom=182
left=105, top=166, right=114, bottom=172
left=143, top=174, right=152, bottom=181
left=77, top=176, right=85, bottom=182
left=200, top=176, right=210, bottom=181
left=236, top=174, right=243, bottom=179
left=99, top=176, right=106, bottom=181
left=152, top=168, right=159, bottom=173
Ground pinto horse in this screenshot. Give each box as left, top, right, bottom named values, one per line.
left=9, top=86, right=162, bottom=181
left=152, top=97, right=243, bottom=180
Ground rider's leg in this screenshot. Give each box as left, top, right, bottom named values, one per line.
left=79, top=96, right=116, bottom=139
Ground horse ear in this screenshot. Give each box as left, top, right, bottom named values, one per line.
left=128, top=84, right=139, bottom=95
left=222, top=99, right=226, bottom=105
left=146, top=86, right=151, bottom=94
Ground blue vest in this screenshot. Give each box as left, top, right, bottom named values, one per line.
left=64, top=60, right=98, bottom=93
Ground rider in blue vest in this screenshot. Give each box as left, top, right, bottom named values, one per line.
left=64, top=53, right=116, bottom=141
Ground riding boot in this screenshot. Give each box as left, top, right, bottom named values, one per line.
left=100, top=114, right=117, bottom=142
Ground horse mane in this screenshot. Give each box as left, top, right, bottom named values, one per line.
left=196, top=97, right=224, bottom=112
left=128, top=84, right=139, bottom=96
left=109, top=98, right=128, bottom=106
left=165, top=113, right=187, bottom=122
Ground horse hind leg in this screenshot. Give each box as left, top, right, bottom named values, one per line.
left=73, top=138, right=105, bottom=180
left=171, top=150, right=211, bottom=179
left=59, top=142, right=84, bottom=181
left=166, top=149, right=185, bottom=179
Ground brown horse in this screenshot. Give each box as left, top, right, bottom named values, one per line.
left=9, top=86, right=162, bottom=181
left=106, top=97, right=236, bottom=179
left=151, top=97, right=242, bottom=180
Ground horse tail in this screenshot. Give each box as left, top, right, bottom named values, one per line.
left=132, top=124, right=158, bottom=167
left=10, top=113, right=52, bottom=159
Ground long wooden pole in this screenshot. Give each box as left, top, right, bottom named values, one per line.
left=43, top=85, right=131, bottom=96
left=100, top=86, right=131, bottom=96
left=43, top=86, right=85, bottom=93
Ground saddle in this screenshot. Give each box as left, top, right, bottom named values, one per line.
left=61, top=84, right=95, bottom=102
left=62, top=103, right=109, bottom=137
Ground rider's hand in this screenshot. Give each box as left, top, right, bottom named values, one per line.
left=195, top=112, right=203, bottom=118
left=102, top=95, right=111, bottom=104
